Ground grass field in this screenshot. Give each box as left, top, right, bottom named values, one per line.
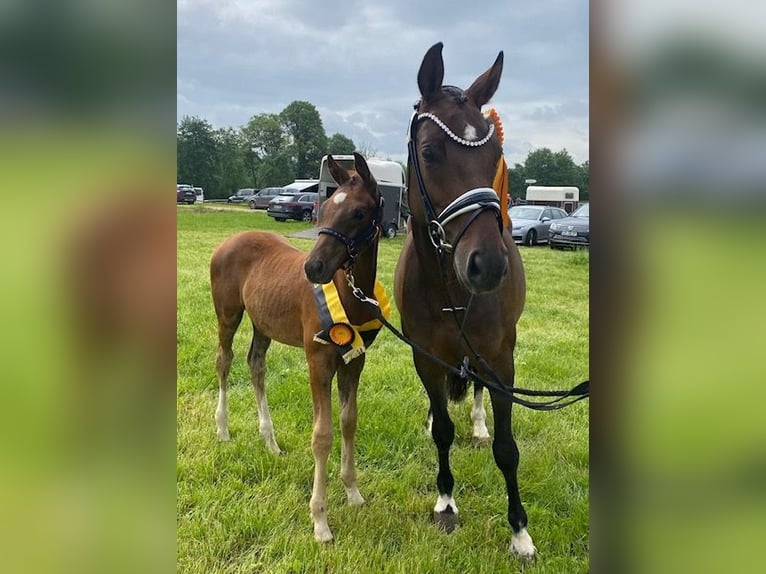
left=177, top=205, right=589, bottom=573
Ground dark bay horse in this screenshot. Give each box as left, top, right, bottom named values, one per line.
left=394, top=43, right=536, bottom=559
left=210, top=153, right=382, bottom=542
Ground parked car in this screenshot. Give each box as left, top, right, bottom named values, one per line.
left=249, top=187, right=285, bottom=209
left=549, top=203, right=589, bottom=249
left=228, top=188, right=256, bottom=203
left=193, top=187, right=204, bottom=204
left=266, top=192, right=318, bottom=222
left=508, top=205, right=569, bottom=246
left=177, top=184, right=196, bottom=204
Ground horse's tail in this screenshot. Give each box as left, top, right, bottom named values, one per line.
left=446, top=372, right=469, bottom=403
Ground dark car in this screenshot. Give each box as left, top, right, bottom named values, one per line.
left=266, top=192, right=318, bottom=222
left=228, top=188, right=256, bottom=203
left=548, top=203, right=589, bottom=249
left=508, top=205, right=569, bottom=246
left=177, top=185, right=196, bottom=204
left=248, top=187, right=285, bottom=209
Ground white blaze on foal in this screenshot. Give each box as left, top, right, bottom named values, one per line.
left=332, top=191, right=347, bottom=204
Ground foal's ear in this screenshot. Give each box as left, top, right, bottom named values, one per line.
left=327, top=154, right=350, bottom=186
left=465, top=51, right=504, bottom=108
left=417, top=42, right=444, bottom=104
left=352, top=152, right=374, bottom=189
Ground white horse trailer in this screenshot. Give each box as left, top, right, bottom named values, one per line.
left=317, top=155, right=407, bottom=238
left=525, top=185, right=580, bottom=214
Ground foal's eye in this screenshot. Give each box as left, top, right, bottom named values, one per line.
left=353, top=209, right=365, bottom=220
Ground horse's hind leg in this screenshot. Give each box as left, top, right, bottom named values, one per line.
left=215, top=308, right=243, bottom=441
left=471, top=383, right=490, bottom=440
left=247, top=327, right=281, bottom=454
left=337, top=358, right=365, bottom=506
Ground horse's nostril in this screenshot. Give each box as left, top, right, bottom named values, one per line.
left=466, top=250, right=508, bottom=292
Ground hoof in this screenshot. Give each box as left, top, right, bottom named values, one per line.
left=313, top=528, right=334, bottom=544
left=510, top=528, right=537, bottom=562
left=433, top=510, right=458, bottom=533
left=216, top=430, right=230, bottom=442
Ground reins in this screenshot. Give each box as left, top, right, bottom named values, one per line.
left=344, top=270, right=589, bottom=411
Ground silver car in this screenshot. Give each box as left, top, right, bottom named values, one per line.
left=508, top=205, right=569, bottom=246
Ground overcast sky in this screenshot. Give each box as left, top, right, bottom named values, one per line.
left=177, top=0, right=588, bottom=166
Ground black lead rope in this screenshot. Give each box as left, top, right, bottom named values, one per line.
left=349, top=282, right=589, bottom=411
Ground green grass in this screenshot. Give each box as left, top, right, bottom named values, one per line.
left=177, top=205, right=589, bottom=573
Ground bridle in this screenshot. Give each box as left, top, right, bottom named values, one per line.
left=407, top=102, right=503, bottom=254
left=316, top=194, right=383, bottom=269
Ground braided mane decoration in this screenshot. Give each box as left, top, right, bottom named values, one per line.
left=485, top=108, right=504, bottom=146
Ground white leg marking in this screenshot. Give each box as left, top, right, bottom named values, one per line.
left=426, top=412, right=433, bottom=435
left=434, top=493, right=458, bottom=514
left=215, top=389, right=230, bottom=441
left=332, top=191, right=347, bottom=204
left=464, top=123, right=477, bottom=141
left=471, top=390, right=490, bottom=439
left=256, top=392, right=282, bottom=454
left=511, top=528, right=537, bottom=558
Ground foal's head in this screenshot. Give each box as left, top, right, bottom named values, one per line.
left=411, top=42, right=508, bottom=293
left=304, top=152, right=380, bottom=285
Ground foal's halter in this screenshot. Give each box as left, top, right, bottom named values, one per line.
left=316, top=195, right=383, bottom=269
left=407, top=105, right=503, bottom=253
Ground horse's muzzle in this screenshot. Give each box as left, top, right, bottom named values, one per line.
left=304, top=258, right=333, bottom=285
left=462, top=248, right=508, bottom=293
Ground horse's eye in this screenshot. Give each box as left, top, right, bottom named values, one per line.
left=353, top=209, right=365, bottom=220
left=421, top=145, right=436, bottom=164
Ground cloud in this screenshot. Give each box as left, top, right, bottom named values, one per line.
left=177, top=0, right=589, bottom=164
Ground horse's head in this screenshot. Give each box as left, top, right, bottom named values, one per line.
left=410, top=42, right=508, bottom=294
left=304, top=152, right=380, bottom=284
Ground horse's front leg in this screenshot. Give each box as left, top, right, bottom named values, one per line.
left=337, top=357, right=365, bottom=506
left=307, top=349, right=338, bottom=543
left=415, top=355, right=457, bottom=532
left=488, top=367, right=537, bottom=561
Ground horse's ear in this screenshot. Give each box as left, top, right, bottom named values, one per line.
left=465, top=51, right=504, bottom=108
left=352, top=152, right=374, bottom=190
left=417, top=42, right=444, bottom=104
left=327, top=154, right=350, bottom=186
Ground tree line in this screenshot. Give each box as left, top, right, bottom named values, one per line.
left=177, top=100, right=356, bottom=200
left=178, top=100, right=589, bottom=202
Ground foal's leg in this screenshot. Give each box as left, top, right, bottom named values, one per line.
left=307, top=350, right=337, bottom=543
left=488, top=376, right=537, bottom=560
left=337, top=357, right=365, bottom=506
left=415, top=356, right=457, bottom=531
left=247, top=327, right=281, bottom=454
left=471, top=383, right=490, bottom=440
left=214, top=309, right=243, bottom=441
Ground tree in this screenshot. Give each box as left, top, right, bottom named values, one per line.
left=280, top=101, right=327, bottom=179
left=523, top=147, right=580, bottom=188
left=177, top=116, right=218, bottom=193
left=578, top=160, right=589, bottom=200
left=213, top=128, right=249, bottom=199
left=327, top=133, right=356, bottom=155
left=507, top=162, right=527, bottom=201
left=241, top=113, right=288, bottom=188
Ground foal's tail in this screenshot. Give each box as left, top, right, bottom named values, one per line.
left=447, top=373, right=469, bottom=403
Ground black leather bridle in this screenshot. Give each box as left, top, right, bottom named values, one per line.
left=407, top=104, right=503, bottom=254
left=316, top=195, right=383, bottom=269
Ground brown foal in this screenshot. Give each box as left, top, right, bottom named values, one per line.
left=210, top=153, right=382, bottom=542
